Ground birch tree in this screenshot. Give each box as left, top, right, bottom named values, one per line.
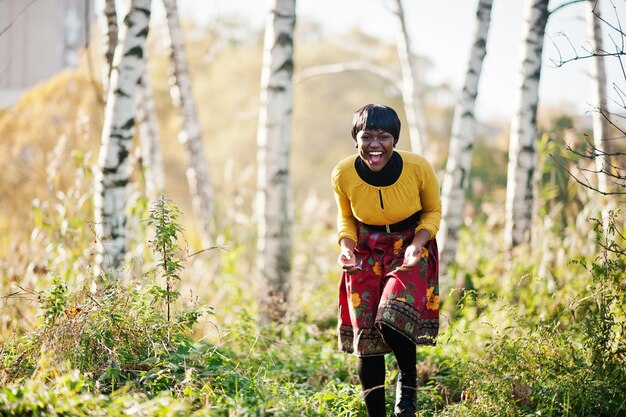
left=439, top=0, right=494, bottom=271
left=162, top=0, right=215, bottom=245
left=586, top=0, right=613, bottom=230
left=256, top=0, right=296, bottom=324
left=101, top=1, right=164, bottom=202
left=101, top=0, right=118, bottom=94
left=94, top=0, right=151, bottom=277
left=504, top=0, right=550, bottom=250
left=391, top=0, right=428, bottom=156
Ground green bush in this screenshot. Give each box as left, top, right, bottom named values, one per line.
left=439, top=211, right=626, bottom=417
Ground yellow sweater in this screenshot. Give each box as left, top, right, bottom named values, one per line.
left=331, top=150, right=442, bottom=244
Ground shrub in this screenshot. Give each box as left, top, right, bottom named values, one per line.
left=440, top=211, right=626, bottom=417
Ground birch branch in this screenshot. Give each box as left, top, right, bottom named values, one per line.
left=293, top=61, right=400, bottom=87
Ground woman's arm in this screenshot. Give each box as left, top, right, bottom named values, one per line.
left=415, top=160, right=442, bottom=239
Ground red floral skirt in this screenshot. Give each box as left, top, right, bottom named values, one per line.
left=338, top=223, right=439, bottom=357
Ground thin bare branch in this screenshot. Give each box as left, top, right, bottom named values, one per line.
left=553, top=50, right=625, bottom=67
left=551, top=1, right=626, bottom=69
left=549, top=0, right=585, bottom=16
left=548, top=32, right=583, bottom=68
left=293, top=61, right=401, bottom=87
left=188, top=245, right=227, bottom=258
left=0, top=0, right=39, bottom=38
left=596, top=235, right=626, bottom=255
left=601, top=105, right=626, bottom=131
left=560, top=134, right=626, bottom=182
left=594, top=0, right=626, bottom=40
left=612, top=83, right=626, bottom=109
left=549, top=153, right=626, bottom=195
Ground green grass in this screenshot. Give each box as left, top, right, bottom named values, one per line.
left=1, top=193, right=624, bottom=416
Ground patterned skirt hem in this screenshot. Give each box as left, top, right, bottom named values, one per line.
left=338, top=324, right=391, bottom=357
left=376, top=299, right=438, bottom=346
left=338, top=299, right=438, bottom=356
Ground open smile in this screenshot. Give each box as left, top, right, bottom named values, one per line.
left=368, top=151, right=384, bottom=165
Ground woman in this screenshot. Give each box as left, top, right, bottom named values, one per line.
left=331, top=104, right=441, bottom=417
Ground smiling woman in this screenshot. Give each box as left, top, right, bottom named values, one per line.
left=352, top=107, right=399, bottom=172
left=356, top=129, right=395, bottom=171
left=331, top=104, right=442, bottom=417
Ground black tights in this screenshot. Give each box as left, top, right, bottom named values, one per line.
left=357, top=324, right=417, bottom=417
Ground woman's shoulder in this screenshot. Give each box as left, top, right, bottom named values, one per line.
left=397, top=150, right=430, bottom=168
left=332, top=154, right=358, bottom=177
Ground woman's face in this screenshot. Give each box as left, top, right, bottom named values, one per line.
left=355, top=129, right=395, bottom=172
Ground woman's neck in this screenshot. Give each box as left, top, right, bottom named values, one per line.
left=355, top=151, right=402, bottom=186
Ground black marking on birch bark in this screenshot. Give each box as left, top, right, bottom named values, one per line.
left=125, top=45, right=144, bottom=59
left=119, top=118, right=135, bottom=131
left=272, top=10, right=296, bottom=20
left=461, top=109, right=475, bottom=118
left=113, top=145, right=129, bottom=163
left=272, top=169, right=289, bottom=184
left=460, top=168, right=468, bottom=189
left=474, top=38, right=487, bottom=50
left=268, top=85, right=287, bottom=93
left=136, top=7, right=151, bottom=17
left=525, top=169, right=535, bottom=199
left=478, top=1, right=493, bottom=15
left=114, top=88, right=131, bottom=98
left=529, top=103, right=538, bottom=126
left=276, top=33, right=293, bottom=47
left=112, top=178, right=129, bottom=188
left=123, top=14, right=132, bottom=27
left=110, top=230, right=124, bottom=241
left=276, top=58, right=294, bottom=74
left=136, top=27, right=149, bottom=39
left=529, top=67, right=542, bottom=81
left=110, top=133, right=133, bottom=142
left=534, top=3, right=549, bottom=27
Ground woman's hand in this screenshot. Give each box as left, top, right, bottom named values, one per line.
left=401, top=229, right=431, bottom=269
left=338, top=238, right=360, bottom=274
left=339, top=247, right=357, bottom=265
left=402, top=243, right=422, bottom=268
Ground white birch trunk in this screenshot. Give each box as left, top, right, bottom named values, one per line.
left=137, top=70, right=165, bottom=201
left=256, top=0, right=296, bottom=323
left=504, top=0, right=550, bottom=249
left=94, top=0, right=151, bottom=277
left=586, top=0, right=612, bottom=229
left=439, top=0, right=493, bottom=271
left=162, top=0, right=215, bottom=245
left=392, top=0, right=428, bottom=156
left=101, top=0, right=118, bottom=94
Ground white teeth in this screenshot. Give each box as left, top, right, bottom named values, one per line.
left=370, top=152, right=382, bottom=155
